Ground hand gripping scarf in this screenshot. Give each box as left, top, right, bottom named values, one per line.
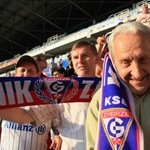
left=96, top=53, right=144, bottom=150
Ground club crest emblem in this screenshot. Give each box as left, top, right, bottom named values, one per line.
left=34, top=77, right=79, bottom=103
left=101, top=109, right=133, bottom=149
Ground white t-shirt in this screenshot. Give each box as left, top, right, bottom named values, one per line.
left=57, top=102, right=89, bottom=150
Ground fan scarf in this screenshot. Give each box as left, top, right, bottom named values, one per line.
left=96, top=53, right=144, bottom=150
left=0, top=77, right=101, bottom=109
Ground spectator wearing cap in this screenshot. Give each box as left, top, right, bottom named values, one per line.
left=15, top=55, right=39, bottom=77
left=0, top=55, right=62, bottom=150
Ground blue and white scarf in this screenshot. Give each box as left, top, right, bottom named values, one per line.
left=96, top=53, right=144, bottom=150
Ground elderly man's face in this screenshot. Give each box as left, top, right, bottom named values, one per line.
left=112, top=32, right=150, bottom=95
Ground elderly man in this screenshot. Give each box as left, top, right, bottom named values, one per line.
left=86, top=22, right=150, bottom=150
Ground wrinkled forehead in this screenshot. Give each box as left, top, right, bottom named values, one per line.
left=112, top=32, right=150, bottom=53
left=110, top=33, right=150, bottom=62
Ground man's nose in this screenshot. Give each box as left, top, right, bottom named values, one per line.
left=131, top=63, right=143, bottom=80
left=78, top=56, right=84, bottom=63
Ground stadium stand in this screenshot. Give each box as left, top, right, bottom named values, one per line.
left=0, top=0, right=149, bottom=77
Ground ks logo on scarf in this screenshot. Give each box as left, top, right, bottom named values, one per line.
left=96, top=54, right=143, bottom=150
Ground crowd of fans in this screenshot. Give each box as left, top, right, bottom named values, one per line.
left=0, top=2, right=150, bottom=150
left=43, top=53, right=76, bottom=77
left=5, top=53, right=76, bottom=78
